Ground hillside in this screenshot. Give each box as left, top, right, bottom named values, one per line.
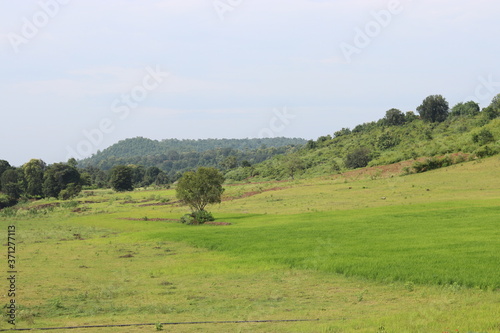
left=78, top=137, right=307, bottom=179
left=226, top=113, right=500, bottom=181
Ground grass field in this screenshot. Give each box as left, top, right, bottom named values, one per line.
left=1, top=157, right=499, bottom=332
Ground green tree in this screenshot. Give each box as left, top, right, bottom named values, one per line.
left=128, top=165, right=146, bottom=187
left=345, top=147, right=372, bottom=169
left=306, top=140, right=317, bottom=149
left=220, top=156, right=238, bottom=170
left=384, top=108, right=406, bottom=126
left=417, top=95, right=449, bottom=122
left=109, top=165, right=134, bottom=192
left=154, top=172, right=170, bottom=186
left=241, top=160, right=252, bottom=168
left=1, top=168, right=24, bottom=200
left=450, top=101, right=480, bottom=117
left=405, top=111, right=418, bottom=123
left=43, top=163, right=82, bottom=198
left=144, top=166, right=162, bottom=186
left=176, top=167, right=225, bottom=212
left=0, top=160, right=11, bottom=178
left=334, top=128, right=351, bottom=138
left=284, top=154, right=305, bottom=179
left=22, top=159, right=46, bottom=197
left=481, top=94, right=500, bottom=120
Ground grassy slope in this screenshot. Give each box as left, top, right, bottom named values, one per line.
left=1, top=157, right=499, bottom=332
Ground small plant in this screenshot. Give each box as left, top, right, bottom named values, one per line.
left=180, top=214, right=195, bottom=225
left=357, top=289, right=368, bottom=302
left=377, top=325, right=387, bottom=333
left=404, top=281, right=415, bottom=292
left=155, top=323, right=163, bottom=331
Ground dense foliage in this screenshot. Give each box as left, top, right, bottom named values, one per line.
left=78, top=137, right=306, bottom=180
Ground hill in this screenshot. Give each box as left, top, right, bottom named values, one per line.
left=226, top=113, right=500, bottom=181
left=78, top=137, right=307, bottom=179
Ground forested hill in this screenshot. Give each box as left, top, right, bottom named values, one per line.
left=78, top=137, right=307, bottom=178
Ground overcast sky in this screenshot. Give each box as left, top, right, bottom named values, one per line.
left=1, top=0, right=499, bottom=166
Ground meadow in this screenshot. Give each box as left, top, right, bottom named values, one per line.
left=1, top=157, right=499, bottom=332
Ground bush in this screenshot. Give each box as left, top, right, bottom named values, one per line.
left=474, top=145, right=498, bottom=158
left=471, top=128, right=495, bottom=145
left=0, top=193, right=16, bottom=209
left=412, top=155, right=457, bottom=173
left=193, top=210, right=214, bottom=223
left=180, top=210, right=215, bottom=225
left=345, top=147, right=373, bottom=169
left=180, top=214, right=195, bottom=225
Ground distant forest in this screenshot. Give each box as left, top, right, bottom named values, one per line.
left=78, top=137, right=307, bottom=178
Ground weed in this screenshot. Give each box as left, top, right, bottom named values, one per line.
left=404, top=281, right=415, bottom=292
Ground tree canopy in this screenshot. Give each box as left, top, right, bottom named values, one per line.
left=176, top=167, right=225, bottom=212
left=42, top=163, right=82, bottom=199
left=384, top=108, right=406, bottom=126
left=109, top=165, right=134, bottom=192
left=417, top=95, right=449, bottom=122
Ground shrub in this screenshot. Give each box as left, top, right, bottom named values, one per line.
left=193, top=210, right=215, bottom=223
left=471, top=128, right=495, bottom=145
left=180, top=214, right=195, bottom=225
left=345, top=147, right=372, bottom=169
left=180, top=210, right=215, bottom=225
left=0, top=193, right=16, bottom=209
left=412, top=155, right=460, bottom=173
left=377, top=131, right=400, bottom=150
left=474, top=145, right=498, bottom=158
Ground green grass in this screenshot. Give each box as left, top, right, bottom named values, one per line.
left=1, top=156, right=499, bottom=332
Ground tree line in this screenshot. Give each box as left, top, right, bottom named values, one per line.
left=0, top=159, right=171, bottom=209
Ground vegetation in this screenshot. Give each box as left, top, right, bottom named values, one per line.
left=109, top=165, right=134, bottom=192
left=416, top=94, right=450, bottom=122
left=226, top=94, right=500, bottom=182
left=78, top=137, right=306, bottom=180
left=0, top=156, right=499, bottom=332
left=176, top=167, right=225, bottom=223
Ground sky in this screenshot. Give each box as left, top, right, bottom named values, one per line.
left=1, top=0, right=499, bottom=166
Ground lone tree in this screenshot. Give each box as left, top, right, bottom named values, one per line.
left=417, top=95, right=449, bottom=122
left=176, top=167, right=225, bottom=212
